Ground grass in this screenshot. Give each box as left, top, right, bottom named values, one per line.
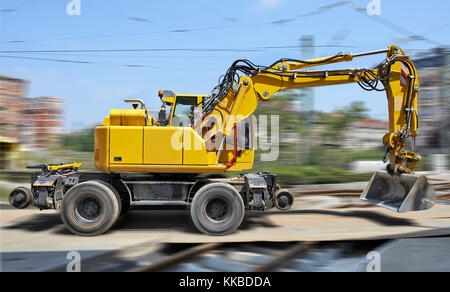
left=0, top=185, right=12, bottom=202
left=0, top=172, right=29, bottom=202
left=6, top=149, right=97, bottom=172
left=240, top=165, right=373, bottom=186
left=0, top=172, right=32, bottom=183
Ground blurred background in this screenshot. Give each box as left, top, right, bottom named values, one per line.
left=1, top=0, right=449, bottom=199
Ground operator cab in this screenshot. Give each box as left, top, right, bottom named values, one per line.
left=157, top=90, right=204, bottom=128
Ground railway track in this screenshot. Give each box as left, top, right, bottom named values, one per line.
left=7, top=177, right=450, bottom=272
left=121, top=183, right=450, bottom=273
left=129, top=243, right=222, bottom=272
left=118, top=240, right=387, bottom=272
left=292, top=183, right=450, bottom=201
left=127, top=242, right=317, bottom=272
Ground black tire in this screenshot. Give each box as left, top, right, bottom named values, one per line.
left=96, top=180, right=127, bottom=229
left=60, top=181, right=121, bottom=236
left=9, top=187, right=33, bottom=209
left=95, top=180, right=122, bottom=216
left=190, top=183, right=245, bottom=236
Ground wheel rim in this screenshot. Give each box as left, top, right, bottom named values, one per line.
left=10, top=192, right=25, bottom=208
left=9, top=189, right=31, bottom=209
left=74, top=197, right=103, bottom=223
left=205, top=197, right=230, bottom=222
left=277, top=195, right=290, bottom=208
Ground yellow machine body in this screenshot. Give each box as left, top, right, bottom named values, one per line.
left=95, top=94, right=254, bottom=174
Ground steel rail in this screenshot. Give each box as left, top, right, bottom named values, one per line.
left=251, top=242, right=316, bottom=272
left=293, top=184, right=450, bottom=200
left=128, top=242, right=221, bottom=272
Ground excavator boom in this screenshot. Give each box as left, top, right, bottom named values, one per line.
left=202, top=45, right=420, bottom=175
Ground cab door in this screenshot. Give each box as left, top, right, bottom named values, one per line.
left=168, top=96, right=213, bottom=165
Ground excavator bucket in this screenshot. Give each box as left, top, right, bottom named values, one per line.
left=360, top=172, right=436, bottom=213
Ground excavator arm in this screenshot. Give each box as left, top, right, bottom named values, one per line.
left=201, top=45, right=420, bottom=174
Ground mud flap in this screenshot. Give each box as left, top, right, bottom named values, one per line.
left=360, top=172, right=436, bottom=213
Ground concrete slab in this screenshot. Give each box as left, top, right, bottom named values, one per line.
left=1, top=200, right=450, bottom=251
left=373, top=237, right=450, bottom=272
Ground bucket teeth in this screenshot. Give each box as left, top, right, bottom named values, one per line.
left=360, top=172, right=436, bottom=213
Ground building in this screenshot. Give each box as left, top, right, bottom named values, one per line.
left=0, top=75, right=29, bottom=142
left=0, top=75, right=64, bottom=149
left=342, top=118, right=389, bottom=150
left=414, top=48, right=450, bottom=155
left=23, top=97, right=65, bottom=148
left=259, top=101, right=389, bottom=150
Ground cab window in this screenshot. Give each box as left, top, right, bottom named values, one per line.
left=171, top=96, right=197, bottom=127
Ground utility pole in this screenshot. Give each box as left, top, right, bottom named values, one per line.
left=299, top=35, right=315, bottom=121
left=299, top=35, right=316, bottom=165
left=440, top=49, right=450, bottom=170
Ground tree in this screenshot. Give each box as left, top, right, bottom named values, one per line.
left=62, top=128, right=95, bottom=152
left=336, top=101, right=368, bottom=122
left=320, top=101, right=368, bottom=141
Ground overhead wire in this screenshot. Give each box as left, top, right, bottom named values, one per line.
left=0, top=48, right=265, bottom=54
left=0, top=0, right=42, bottom=13
left=0, top=54, right=146, bottom=68
left=344, top=1, right=445, bottom=47
left=0, top=54, right=220, bottom=70
left=1, top=1, right=350, bottom=44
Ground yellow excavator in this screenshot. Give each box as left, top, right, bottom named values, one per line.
left=10, top=45, right=436, bottom=236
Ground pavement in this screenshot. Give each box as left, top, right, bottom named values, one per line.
left=1, top=196, right=450, bottom=271
left=372, top=237, right=450, bottom=272
left=0, top=181, right=21, bottom=190
left=3, top=197, right=450, bottom=246
left=1, top=172, right=450, bottom=272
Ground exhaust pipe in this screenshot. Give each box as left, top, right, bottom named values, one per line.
left=274, top=189, right=294, bottom=210
left=9, top=187, right=33, bottom=209
left=360, top=172, right=436, bottom=213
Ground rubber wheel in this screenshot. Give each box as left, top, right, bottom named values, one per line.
left=96, top=180, right=126, bottom=228
left=60, top=181, right=121, bottom=236
left=190, top=183, right=245, bottom=236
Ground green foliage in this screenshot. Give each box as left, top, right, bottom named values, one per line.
left=62, top=128, right=95, bottom=152
left=336, top=101, right=369, bottom=121
left=0, top=172, right=30, bottom=183
left=0, top=185, right=12, bottom=202
left=319, top=101, right=369, bottom=141
left=317, top=149, right=385, bottom=168
left=248, top=165, right=373, bottom=185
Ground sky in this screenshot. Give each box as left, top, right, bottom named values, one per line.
left=1, top=0, right=449, bottom=131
